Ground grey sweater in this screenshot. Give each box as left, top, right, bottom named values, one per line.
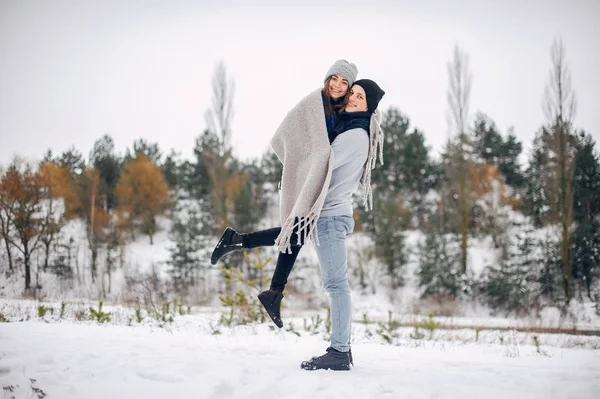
left=320, top=128, right=370, bottom=217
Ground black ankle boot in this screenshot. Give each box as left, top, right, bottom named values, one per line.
left=258, top=289, right=284, bottom=328
left=301, top=347, right=351, bottom=371
left=211, top=227, right=243, bottom=265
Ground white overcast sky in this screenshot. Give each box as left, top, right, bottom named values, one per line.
left=0, top=0, right=598, bottom=166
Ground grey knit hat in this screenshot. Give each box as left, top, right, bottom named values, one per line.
left=324, top=59, right=358, bottom=86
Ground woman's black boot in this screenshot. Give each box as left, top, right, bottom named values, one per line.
left=258, top=289, right=284, bottom=328
left=211, top=227, right=244, bottom=265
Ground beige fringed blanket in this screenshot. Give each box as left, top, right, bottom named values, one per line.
left=270, top=89, right=333, bottom=254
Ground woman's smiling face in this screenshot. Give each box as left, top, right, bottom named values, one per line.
left=328, top=74, right=349, bottom=99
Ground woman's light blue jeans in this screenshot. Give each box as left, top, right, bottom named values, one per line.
left=314, top=215, right=354, bottom=353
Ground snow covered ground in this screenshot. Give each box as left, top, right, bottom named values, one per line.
left=2, top=212, right=600, bottom=398
left=1, top=308, right=599, bottom=399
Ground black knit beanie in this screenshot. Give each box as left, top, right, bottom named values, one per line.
left=353, top=79, right=385, bottom=113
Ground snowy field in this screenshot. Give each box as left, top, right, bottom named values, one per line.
left=1, top=304, right=600, bottom=399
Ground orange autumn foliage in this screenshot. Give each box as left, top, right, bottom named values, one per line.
left=38, top=161, right=79, bottom=220
left=468, top=162, right=519, bottom=207
left=116, top=153, right=169, bottom=243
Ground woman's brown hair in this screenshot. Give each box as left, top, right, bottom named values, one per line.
left=322, top=76, right=351, bottom=118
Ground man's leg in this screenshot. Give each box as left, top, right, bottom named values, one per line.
left=314, top=216, right=353, bottom=353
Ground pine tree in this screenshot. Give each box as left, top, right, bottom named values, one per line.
left=538, top=231, right=566, bottom=305
left=372, top=192, right=410, bottom=290
left=573, top=132, right=600, bottom=223
left=89, top=134, right=121, bottom=211
left=371, top=108, right=411, bottom=194
left=182, top=130, right=216, bottom=200
left=58, top=146, right=85, bottom=180
left=418, top=222, right=467, bottom=299
left=358, top=107, right=435, bottom=232
left=243, top=157, right=272, bottom=216
left=572, top=219, right=600, bottom=300
left=471, top=112, right=524, bottom=188
left=370, top=109, right=435, bottom=196
left=168, top=200, right=213, bottom=296
left=126, top=138, right=162, bottom=163
left=259, top=149, right=283, bottom=193
left=501, top=133, right=526, bottom=188
left=483, top=227, right=540, bottom=315
left=162, top=149, right=182, bottom=190
left=523, top=131, right=550, bottom=228
left=571, top=132, right=600, bottom=299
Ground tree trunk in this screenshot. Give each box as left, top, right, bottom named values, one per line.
left=24, top=244, right=31, bottom=290
left=107, top=252, right=112, bottom=295
left=43, top=199, right=54, bottom=273
left=101, top=267, right=106, bottom=299
left=461, top=206, right=468, bottom=274
left=35, top=256, right=42, bottom=294
left=0, top=213, right=13, bottom=271
left=91, top=243, right=98, bottom=283
left=148, top=215, right=155, bottom=245
left=75, top=243, right=81, bottom=284
left=90, top=189, right=96, bottom=283
left=3, top=235, right=12, bottom=271
left=43, top=239, right=51, bottom=272
left=460, top=152, right=469, bottom=274
left=360, top=267, right=366, bottom=290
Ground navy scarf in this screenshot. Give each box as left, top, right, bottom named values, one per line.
left=322, top=92, right=344, bottom=135
left=328, top=111, right=371, bottom=144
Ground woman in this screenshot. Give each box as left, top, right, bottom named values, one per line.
left=210, top=60, right=358, bottom=327
left=299, top=79, right=385, bottom=371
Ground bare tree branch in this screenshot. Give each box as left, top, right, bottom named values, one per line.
left=543, top=38, right=576, bottom=124
left=447, top=45, right=472, bottom=139
left=205, top=61, right=235, bottom=156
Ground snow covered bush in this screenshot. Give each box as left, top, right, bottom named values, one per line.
left=417, top=227, right=473, bottom=301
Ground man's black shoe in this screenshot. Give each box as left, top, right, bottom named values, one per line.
left=301, top=347, right=351, bottom=371
left=310, top=347, right=353, bottom=366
